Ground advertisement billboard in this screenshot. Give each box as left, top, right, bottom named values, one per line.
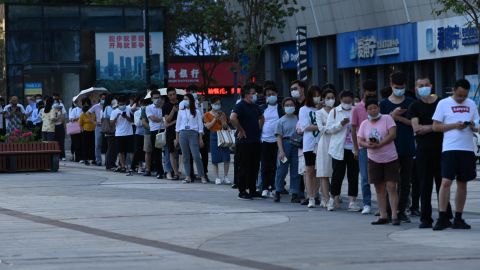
left=95, top=32, right=164, bottom=92
left=417, top=16, right=479, bottom=60
left=337, top=23, right=417, bottom=68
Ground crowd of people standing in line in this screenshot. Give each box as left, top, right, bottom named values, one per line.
left=1, top=71, right=478, bottom=230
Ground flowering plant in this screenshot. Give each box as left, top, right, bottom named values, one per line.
left=0, top=129, right=37, bottom=144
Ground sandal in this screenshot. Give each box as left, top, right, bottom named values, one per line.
left=182, top=178, right=192, bottom=183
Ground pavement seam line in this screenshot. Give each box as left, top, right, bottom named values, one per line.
left=0, top=206, right=298, bottom=270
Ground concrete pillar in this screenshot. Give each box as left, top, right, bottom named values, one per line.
left=377, top=66, right=385, bottom=93
left=434, top=59, right=443, bottom=96
left=311, top=39, right=320, bottom=86
left=359, top=68, right=367, bottom=96
left=413, top=62, right=421, bottom=81
left=455, top=57, right=464, bottom=80
left=326, top=37, right=335, bottom=84
left=342, top=69, right=351, bottom=91
left=264, top=45, right=276, bottom=81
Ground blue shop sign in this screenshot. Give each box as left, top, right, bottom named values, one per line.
left=337, top=23, right=417, bottom=68
left=280, top=41, right=313, bottom=70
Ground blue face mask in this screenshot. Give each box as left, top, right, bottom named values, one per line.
left=393, top=88, right=405, bottom=97
left=267, top=95, right=277, bottom=105
left=251, top=94, right=257, bottom=103
left=284, top=106, right=295, bottom=115
left=417, top=86, right=431, bottom=97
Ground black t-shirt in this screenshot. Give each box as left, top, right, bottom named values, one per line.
left=294, top=99, right=305, bottom=115
left=408, top=98, right=443, bottom=150
left=233, top=100, right=262, bottom=144
left=162, top=100, right=178, bottom=138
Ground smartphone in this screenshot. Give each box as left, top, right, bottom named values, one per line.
left=464, top=121, right=472, bottom=126
left=369, top=137, right=378, bottom=143
left=281, top=156, right=288, bottom=163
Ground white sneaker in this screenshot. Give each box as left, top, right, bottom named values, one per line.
left=348, top=202, right=362, bottom=212
left=269, top=192, right=276, bottom=198
left=261, top=190, right=269, bottom=198
left=327, top=198, right=335, bottom=211
left=320, top=200, right=328, bottom=208
left=307, top=198, right=315, bottom=208
left=223, top=177, right=232, bottom=184
left=361, top=205, right=371, bottom=215
left=215, top=178, right=222, bottom=185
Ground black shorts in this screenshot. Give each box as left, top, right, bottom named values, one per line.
left=116, top=135, right=134, bottom=153
left=441, top=150, right=477, bottom=182
left=304, top=151, right=316, bottom=166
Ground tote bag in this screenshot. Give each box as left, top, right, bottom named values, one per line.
left=217, top=129, right=235, bottom=148
left=66, top=121, right=81, bottom=135
left=155, top=130, right=167, bottom=149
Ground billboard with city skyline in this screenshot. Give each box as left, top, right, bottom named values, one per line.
left=95, top=32, right=164, bottom=92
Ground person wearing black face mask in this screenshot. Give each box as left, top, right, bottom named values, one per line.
left=52, top=93, right=67, bottom=161
left=79, top=98, right=96, bottom=165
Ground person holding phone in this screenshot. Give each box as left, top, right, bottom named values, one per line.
left=379, top=71, right=416, bottom=223
left=327, top=90, right=361, bottom=211
left=358, top=98, right=400, bottom=225
left=110, top=95, right=134, bottom=173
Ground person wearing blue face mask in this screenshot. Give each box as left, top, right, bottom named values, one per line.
left=409, top=77, right=452, bottom=228
left=379, top=71, right=416, bottom=223
left=258, top=84, right=284, bottom=198
left=230, top=83, right=264, bottom=200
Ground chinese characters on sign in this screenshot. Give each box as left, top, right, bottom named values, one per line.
left=351, top=37, right=400, bottom=60
left=436, top=25, right=478, bottom=51
left=207, top=87, right=241, bottom=95
left=168, top=68, right=200, bottom=80
left=108, top=34, right=152, bottom=49
left=357, top=37, right=376, bottom=59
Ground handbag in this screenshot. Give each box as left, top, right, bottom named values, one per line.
left=217, top=129, right=235, bottom=148
left=155, top=130, right=167, bottom=149
left=66, top=121, right=81, bottom=135
left=101, top=117, right=115, bottom=134
left=289, top=132, right=303, bottom=148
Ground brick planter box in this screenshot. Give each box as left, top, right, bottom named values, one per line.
left=0, top=142, right=61, bottom=172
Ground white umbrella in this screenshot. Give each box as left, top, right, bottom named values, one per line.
left=159, top=88, right=186, bottom=96
left=73, top=87, right=109, bottom=102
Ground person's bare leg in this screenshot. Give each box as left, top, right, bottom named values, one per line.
left=455, top=181, right=468, bottom=213
left=145, top=152, right=151, bottom=172
left=439, top=179, right=453, bottom=211
left=119, top=153, right=125, bottom=169
left=374, top=183, right=387, bottom=219
left=320, top=177, right=330, bottom=204
left=386, top=182, right=398, bottom=220
left=170, top=152, right=179, bottom=176
left=305, top=166, right=315, bottom=199
left=224, top=162, right=230, bottom=177
left=213, top=164, right=219, bottom=179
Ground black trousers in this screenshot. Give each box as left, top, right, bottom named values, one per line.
left=261, top=142, right=278, bottom=191
left=131, top=134, right=145, bottom=170
left=331, top=150, right=359, bottom=197
left=71, top=133, right=82, bottom=162
left=105, top=135, right=117, bottom=170
left=233, top=147, right=239, bottom=186
left=82, top=130, right=95, bottom=161
left=416, top=147, right=453, bottom=223
left=150, top=131, right=164, bottom=175
left=55, top=124, right=66, bottom=158
left=411, top=159, right=420, bottom=211
left=236, top=143, right=261, bottom=195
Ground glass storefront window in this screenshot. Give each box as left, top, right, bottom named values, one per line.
left=44, top=31, right=80, bottom=62
left=7, top=31, right=42, bottom=64
left=81, top=6, right=123, bottom=30
left=7, top=5, right=42, bottom=30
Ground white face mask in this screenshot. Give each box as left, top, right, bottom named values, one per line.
left=119, top=105, right=127, bottom=111
left=291, top=90, right=300, bottom=99
left=324, top=99, right=335, bottom=107
left=179, top=100, right=190, bottom=110
left=212, top=104, right=221, bottom=111
left=341, top=102, right=352, bottom=110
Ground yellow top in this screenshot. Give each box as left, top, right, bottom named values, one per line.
left=79, top=112, right=96, bottom=132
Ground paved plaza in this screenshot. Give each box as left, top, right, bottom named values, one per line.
left=1, top=161, right=480, bottom=270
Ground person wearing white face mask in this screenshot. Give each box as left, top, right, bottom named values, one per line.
left=204, top=96, right=231, bottom=185
left=379, top=71, right=415, bottom=223
left=326, top=90, right=361, bottom=212
left=298, top=86, right=322, bottom=208
left=110, top=95, right=134, bottom=173
left=258, top=85, right=284, bottom=197
left=290, top=80, right=306, bottom=114
left=146, top=90, right=166, bottom=179
left=409, top=77, right=453, bottom=228
left=315, top=89, right=336, bottom=208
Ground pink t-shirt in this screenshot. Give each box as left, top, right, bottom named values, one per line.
left=357, top=114, right=398, bottom=163
left=351, top=101, right=368, bottom=128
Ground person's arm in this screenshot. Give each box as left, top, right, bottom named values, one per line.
left=230, top=112, right=246, bottom=139
left=432, top=120, right=465, bottom=132
left=352, top=124, right=359, bottom=156
left=276, top=134, right=285, bottom=160
left=358, top=136, right=370, bottom=149
left=390, top=107, right=411, bottom=126
left=326, top=109, right=346, bottom=134
left=204, top=113, right=217, bottom=130
left=165, top=105, right=178, bottom=123
left=259, top=114, right=265, bottom=129
left=110, top=111, right=120, bottom=125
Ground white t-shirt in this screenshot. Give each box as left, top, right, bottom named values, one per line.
left=110, top=107, right=133, bottom=136
left=0, top=105, right=4, bottom=129
left=299, top=106, right=319, bottom=152
left=69, top=107, right=82, bottom=121
left=432, top=97, right=480, bottom=152
left=261, top=104, right=280, bottom=143
left=146, top=104, right=164, bottom=132
left=53, top=103, right=67, bottom=125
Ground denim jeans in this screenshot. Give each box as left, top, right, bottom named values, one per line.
left=179, top=130, right=205, bottom=178
left=275, top=140, right=300, bottom=195
left=95, top=125, right=103, bottom=164
left=163, top=145, right=173, bottom=173
left=359, top=148, right=372, bottom=206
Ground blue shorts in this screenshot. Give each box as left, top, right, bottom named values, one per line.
left=441, top=150, right=477, bottom=182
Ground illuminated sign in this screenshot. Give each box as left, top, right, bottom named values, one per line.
left=207, top=87, right=241, bottom=95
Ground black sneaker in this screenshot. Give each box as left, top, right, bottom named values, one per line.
left=290, top=194, right=301, bottom=203
left=419, top=222, right=433, bottom=229
left=371, top=218, right=389, bottom=225
left=231, top=184, right=238, bottom=189
left=280, top=189, right=289, bottom=195
left=397, top=212, right=411, bottom=223
left=433, top=219, right=452, bottom=231
left=237, top=193, right=252, bottom=200
left=274, top=192, right=280, bottom=203
left=409, top=209, right=421, bottom=216
left=251, top=192, right=264, bottom=199
left=391, top=219, right=401, bottom=226
left=143, top=171, right=151, bottom=177
left=300, top=198, right=309, bottom=205
left=452, top=218, right=471, bottom=229
left=315, top=198, right=320, bottom=205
